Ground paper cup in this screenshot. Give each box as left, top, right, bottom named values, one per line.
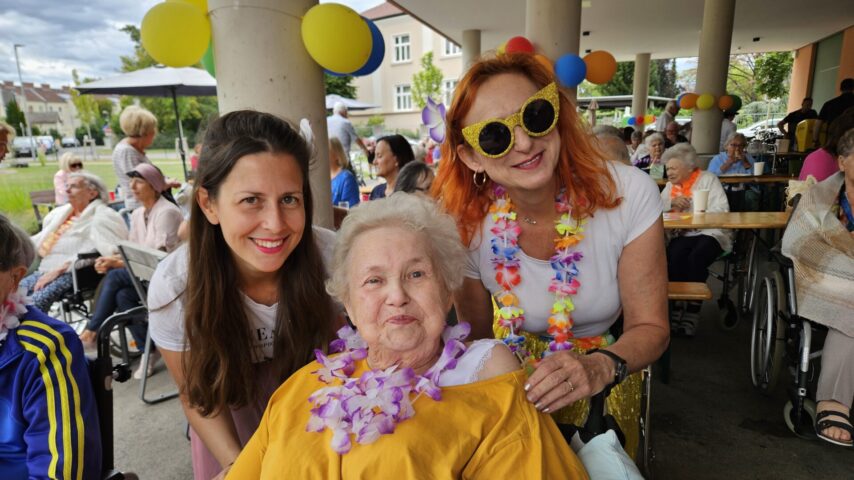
left=753, top=161, right=765, bottom=176
left=692, top=189, right=710, bottom=213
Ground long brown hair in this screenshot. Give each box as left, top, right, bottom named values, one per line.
left=183, top=110, right=334, bottom=415
left=431, top=53, right=620, bottom=246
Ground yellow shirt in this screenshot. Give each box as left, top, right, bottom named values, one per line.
left=229, top=359, right=588, bottom=479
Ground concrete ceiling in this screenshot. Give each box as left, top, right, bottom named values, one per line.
left=390, top=0, right=853, bottom=60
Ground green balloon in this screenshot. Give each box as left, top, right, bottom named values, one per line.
left=730, top=95, right=742, bottom=112
left=200, top=42, right=215, bottom=77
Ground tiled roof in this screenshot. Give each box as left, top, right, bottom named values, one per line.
left=361, top=2, right=404, bottom=20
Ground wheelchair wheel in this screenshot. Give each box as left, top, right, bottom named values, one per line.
left=749, top=276, right=784, bottom=393
left=783, top=398, right=817, bottom=439
left=718, top=298, right=739, bottom=330
left=740, top=251, right=758, bottom=315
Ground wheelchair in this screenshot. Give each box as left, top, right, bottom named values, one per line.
left=749, top=196, right=826, bottom=439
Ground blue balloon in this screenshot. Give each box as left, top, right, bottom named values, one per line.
left=554, top=54, right=586, bottom=88
left=324, top=69, right=349, bottom=77
left=352, top=17, right=385, bottom=76
left=627, top=117, right=636, bottom=126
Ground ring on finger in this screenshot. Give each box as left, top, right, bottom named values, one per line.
left=565, top=378, right=575, bottom=393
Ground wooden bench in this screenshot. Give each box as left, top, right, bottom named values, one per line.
left=667, top=282, right=712, bottom=301
left=29, top=189, right=56, bottom=229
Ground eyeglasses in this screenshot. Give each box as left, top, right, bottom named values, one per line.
left=69, top=163, right=83, bottom=169
left=462, top=82, right=560, bottom=159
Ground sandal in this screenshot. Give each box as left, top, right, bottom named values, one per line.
left=815, top=409, right=854, bottom=447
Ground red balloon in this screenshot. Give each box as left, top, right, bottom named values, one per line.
left=505, top=36, right=534, bottom=54
left=636, top=115, right=645, bottom=125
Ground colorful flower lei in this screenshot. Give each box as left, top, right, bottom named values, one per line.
left=490, top=185, right=603, bottom=359
left=1, top=288, right=30, bottom=343
left=307, top=323, right=470, bottom=454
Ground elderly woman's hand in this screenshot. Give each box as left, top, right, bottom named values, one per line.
left=524, top=350, right=614, bottom=413
left=34, top=265, right=68, bottom=291
left=671, top=196, right=691, bottom=212
left=94, top=255, right=123, bottom=274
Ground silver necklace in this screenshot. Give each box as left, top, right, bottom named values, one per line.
left=522, top=216, right=537, bottom=225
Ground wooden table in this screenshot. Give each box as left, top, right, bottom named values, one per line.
left=663, top=211, right=790, bottom=230
left=656, top=175, right=794, bottom=186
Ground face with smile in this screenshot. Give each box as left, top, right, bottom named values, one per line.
left=344, top=226, right=450, bottom=367
left=198, top=151, right=306, bottom=283
left=457, top=73, right=561, bottom=194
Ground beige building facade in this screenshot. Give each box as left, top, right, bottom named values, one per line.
left=0, top=81, right=81, bottom=137
left=349, top=3, right=464, bottom=135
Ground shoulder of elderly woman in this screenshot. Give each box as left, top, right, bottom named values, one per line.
left=476, top=342, right=522, bottom=381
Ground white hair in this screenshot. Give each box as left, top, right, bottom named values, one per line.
left=68, top=171, right=109, bottom=202
left=661, top=142, right=699, bottom=170
left=645, top=132, right=665, bottom=146
left=333, top=102, right=348, bottom=115
left=326, top=192, right=466, bottom=305
left=724, top=132, right=747, bottom=148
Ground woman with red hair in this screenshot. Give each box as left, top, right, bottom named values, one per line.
left=433, top=54, right=668, bottom=457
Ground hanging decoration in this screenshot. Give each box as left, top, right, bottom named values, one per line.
left=495, top=35, right=617, bottom=88
left=421, top=97, right=446, bottom=144
left=200, top=42, right=216, bottom=77
left=695, top=93, right=716, bottom=110
left=582, top=51, right=617, bottom=85
left=678, top=93, right=699, bottom=109
left=141, top=1, right=211, bottom=67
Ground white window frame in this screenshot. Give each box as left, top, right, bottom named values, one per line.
left=442, top=79, right=458, bottom=106
left=442, top=38, right=461, bottom=57
left=393, top=34, right=411, bottom=63
left=394, top=84, right=413, bottom=111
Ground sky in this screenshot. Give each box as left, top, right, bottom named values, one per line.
left=0, top=0, right=383, bottom=89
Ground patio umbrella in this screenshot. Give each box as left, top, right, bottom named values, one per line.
left=76, top=66, right=217, bottom=180
left=325, top=93, right=379, bottom=111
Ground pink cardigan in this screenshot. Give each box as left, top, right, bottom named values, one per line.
left=799, top=148, right=839, bottom=181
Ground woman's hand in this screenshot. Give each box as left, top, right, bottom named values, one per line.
left=524, top=350, right=614, bottom=413
left=34, top=265, right=68, bottom=291
left=671, top=196, right=691, bottom=212
left=94, top=255, right=123, bottom=274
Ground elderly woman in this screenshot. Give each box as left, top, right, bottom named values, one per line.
left=394, top=160, right=435, bottom=193
left=782, top=128, right=854, bottom=447
left=661, top=144, right=731, bottom=337
left=113, top=105, right=158, bottom=211
left=0, top=214, right=101, bottom=478
left=433, top=53, right=668, bottom=459
left=78, top=163, right=183, bottom=378
left=633, top=132, right=666, bottom=177
left=20, top=172, right=128, bottom=313
left=708, top=133, right=755, bottom=176
left=53, top=152, right=83, bottom=205
left=369, top=134, right=415, bottom=199
left=227, top=193, right=588, bottom=478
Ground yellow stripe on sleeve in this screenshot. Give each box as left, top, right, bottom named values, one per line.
left=19, top=340, right=61, bottom=479
left=18, top=328, right=75, bottom=480
left=22, top=320, right=87, bottom=480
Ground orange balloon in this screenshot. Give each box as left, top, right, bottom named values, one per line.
left=680, top=93, right=698, bottom=109
left=583, top=50, right=617, bottom=84
left=718, top=95, right=734, bottom=111
left=534, top=54, right=554, bottom=73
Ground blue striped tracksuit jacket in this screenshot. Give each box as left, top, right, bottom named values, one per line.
left=0, top=306, right=101, bottom=480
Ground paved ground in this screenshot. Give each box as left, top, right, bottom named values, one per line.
left=101, top=256, right=852, bottom=479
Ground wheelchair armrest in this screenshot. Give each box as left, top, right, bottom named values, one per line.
left=77, top=251, right=100, bottom=260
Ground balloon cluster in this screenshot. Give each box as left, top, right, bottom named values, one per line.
left=302, top=3, right=384, bottom=76
left=677, top=92, right=742, bottom=112
left=626, top=114, right=656, bottom=126
left=141, top=0, right=211, bottom=70
left=140, top=2, right=384, bottom=78
left=498, top=36, right=617, bottom=88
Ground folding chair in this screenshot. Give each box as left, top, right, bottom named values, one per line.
left=117, top=241, right=178, bottom=404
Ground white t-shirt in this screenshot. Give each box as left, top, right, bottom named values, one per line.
left=464, top=162, right=662, bottom=338
left=148, top=226, right=337, bottom=361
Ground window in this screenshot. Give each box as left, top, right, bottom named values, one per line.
left=395, top=84, right=413, bottom=111
left=442, top=80, right=459, bottom=106
left=393, top=34, right=411, bottom=63
left=443, top=39, right=461, bottom=57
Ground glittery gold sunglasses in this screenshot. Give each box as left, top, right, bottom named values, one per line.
left=462, top=82, right=560, bottom=159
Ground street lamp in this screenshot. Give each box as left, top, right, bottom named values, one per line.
left=13, top=44, right=37, bottom=163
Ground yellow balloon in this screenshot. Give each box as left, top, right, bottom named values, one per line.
left=644, top=114, right=655, bottom=124
left=142, top=2, right=211, bottom=67
left=301, top=4, right=371, bottom=74
left=497, top=41, right=507, bottom=56
left=696, top=93, right=715, bottom=110
left=167, top=0, right=208, bottom=14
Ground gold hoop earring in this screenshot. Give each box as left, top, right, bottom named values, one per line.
left=473, top=170, right=487, bottom=189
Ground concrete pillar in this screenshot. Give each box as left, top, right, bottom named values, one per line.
left=691, top=0, right=735, bottom=155
left=525, top=0, right=581, bottom=101
left=631, top=53, right=651, bottom=132
left=208, top=0, right=332, bottom=228
left=462, top=29, right=481, bottom=69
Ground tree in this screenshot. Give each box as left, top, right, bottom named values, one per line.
left=4, top=98, right=25, bottom=135
left=70, top=69, right=99, bottom=138
left=411, top=52, right=443, bottom=109
left=324, top=73, right=357, bottom=98
left=755, top=52, right=793, bottom=99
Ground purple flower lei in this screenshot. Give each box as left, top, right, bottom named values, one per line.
left=307, top=323, right=470, bottom=454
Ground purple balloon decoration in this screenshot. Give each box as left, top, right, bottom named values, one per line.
left=422, top=97, right=446, bottom=143
left=554, top=54, right=586, bottom=88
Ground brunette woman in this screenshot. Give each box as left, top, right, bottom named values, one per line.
left=148, top=111, right=338, bottom=479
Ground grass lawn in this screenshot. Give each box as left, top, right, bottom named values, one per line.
left=0, top=159, right=186, bottom=234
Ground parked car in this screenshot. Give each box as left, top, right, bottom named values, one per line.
left=37, top=136, right=57, bottom=154
left=12, top=137, right=36, bottom=157
left=61, top=136, right=80, bottom=148
left=737, top=119, right=782, bottom=139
